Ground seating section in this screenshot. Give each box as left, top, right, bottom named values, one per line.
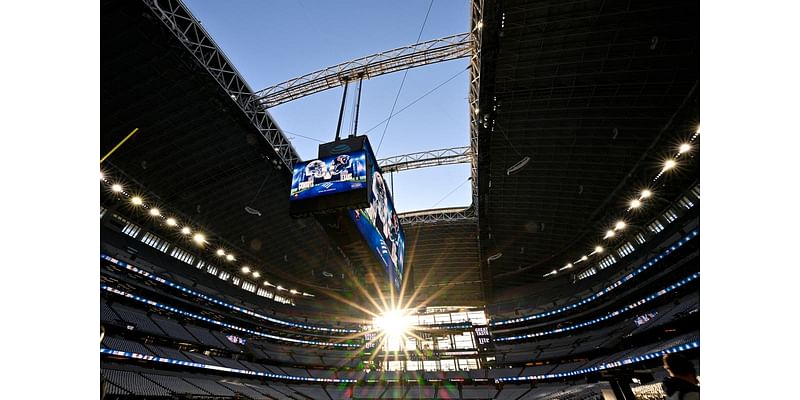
left=462, top=386, right=498, bottom=399
left=100, top=301, right=120, bottom=323
left=102, top=336, right=155, bottom=356
left=184, top=324, right=229, bottom=349
left=146, top=343, right=191, bottom=361
left=110, top=303, right=166, bottom=336
left=140, top=372, right=208, bottom=396
left=496, top=385, right=530, bottom=400
left=150, top=314, right=198, bottom=343
left=102, top=369, right=170, bottom=397
left=487, top=367, right=522, bottom=379
left=182, top=377, right=236, bottom=396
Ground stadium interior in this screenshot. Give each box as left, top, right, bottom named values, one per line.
left=101, top=0, right=699, bottom=399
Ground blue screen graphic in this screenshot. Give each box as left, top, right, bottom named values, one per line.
left=290, top=151, right=367, bottom=201
left=349, top=150, right=405, bottom=290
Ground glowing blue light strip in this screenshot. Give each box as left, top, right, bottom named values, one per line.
left=492, top=229, right=699, bottom=327
left=100, top=348, right=357, bottom=383
left=497, top=340, right=699, bottom=382
left=100, top=284, right=359, bottom=348
left=101, top=253, right=358, bottom=333
left=495, top=272, right=699, bottom=342
left=101, top=340, right=698, bottom=384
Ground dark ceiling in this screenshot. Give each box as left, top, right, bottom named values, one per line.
left=101, top=0, right=699, bottom=310
left=476, top=0, right=700, bottom=291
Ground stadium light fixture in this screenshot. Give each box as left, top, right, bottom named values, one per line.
left=252, top=272, right=260, bottom=278
left=560, top=263, right=572, bottom=271
left=615, top=221, right=626, bottom=230
left=679, top=143, right=692, bottom=154
left=604, top=230, right=615, bottom=239
left=216, top=249, right=225, bottom=256
left=226, top=254, right=235, bottom=261
left=166, top=218, right=177, bottom=227
left=663, top=159, right=677, bottom=171
left=241, top=266, right=250, bottom=274
left=192, top=233, right=205, bottom=244
left=630, top=199, right=642, bottom=209
left=580, top=255, right=588, bottom=261
left=131, top=196, right=143, bottom=206
left=640, top=189, right=652, bottom=199
left=111, top=184, right=123, bottom=193
left=181, top=227, right=191, bottom=235
left=594, top=246, right=604, bottom=254
left=149, top=208, right=160, bottom=216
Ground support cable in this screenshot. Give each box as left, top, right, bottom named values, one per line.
left=376, top=0, right=436, bottom=156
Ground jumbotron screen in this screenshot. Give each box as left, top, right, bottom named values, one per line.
left=289, top=151, right=368, bottom=214
left=290, top=151, right=367, bottom=200
left=348, top=145, right=405, bottom=291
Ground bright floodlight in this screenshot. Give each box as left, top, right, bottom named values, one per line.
left=252, top=272, right=260, bottom=278
left=641, top=189, right=652, bottom=199
left=149, top=208, right=160, bottom=216
left=226, top=254, right=235, bottom=261
left=192, top=233, right=205, bottom=244
left=663, top=159, right=677, bottom=171
left=679, top=143, right=692, bottom=153
left=580, top=255, right=588, bottom=261
left=166, top=218, right=177, bottom=226
left=241, top=266, right=250, bottom=274
left=111, top=184, right=123, bottom=193
left=376, top=310, right=410, bottom=339
left=605, top=230, right=615, bottom=238
left=615, top=221, right=626, bottom=230
left=216, top=249, right=225, bottom=256
left=630, top=199, right=642, bottom=208
left=595, top=246, right=604, bottom=253
left=131, top=196, right=143, bottom=206
left=181, top=227, right=191, bottom=235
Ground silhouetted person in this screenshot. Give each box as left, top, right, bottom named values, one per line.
left=662, top=353, right=699, bottom=400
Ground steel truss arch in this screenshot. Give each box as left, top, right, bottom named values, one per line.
left=378, top=147, right=472, bottom=173
left=143, top=0, right=300, bottom=169
left=255, top=33, right=474, bottom=108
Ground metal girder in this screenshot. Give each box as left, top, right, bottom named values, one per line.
left=399, top=207, right=477, bottom=226
left=378, top=147, right=472, bottom=173
left=143, top=0, right=300, bottom=169
left=390, top=1, right=484, bottom=226
left=469, top=0, right=483, bottom=209
left=255, top=33, right=474, bottom=108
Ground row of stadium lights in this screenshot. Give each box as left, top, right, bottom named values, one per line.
left=100, top=175, right=311, bottom=297
left=544, top=125, right=700, bottom=278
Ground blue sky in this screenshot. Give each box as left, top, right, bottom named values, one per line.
left=183, top=0, right=473, bottom=213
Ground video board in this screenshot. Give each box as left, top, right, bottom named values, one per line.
left=289, top=151, right=368, bottom=214
left=348, top=141, right=406, bottom=291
